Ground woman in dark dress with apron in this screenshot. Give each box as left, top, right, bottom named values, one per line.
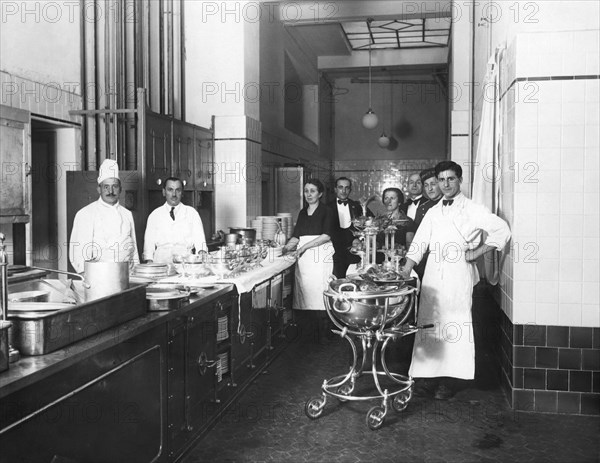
left=282, top=178, right=334, bottom=342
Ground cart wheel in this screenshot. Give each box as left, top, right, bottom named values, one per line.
left=366, top=406, right=386, bottom=430
left=305, top=397, right=325, bottom=419
left=337, top=384, right=353, bottom=402
left=392, top=391, right=411, bottom=412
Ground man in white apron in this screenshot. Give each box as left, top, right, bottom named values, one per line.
left=143, top=177, right=206, bottom=265
left=69, top=159, right=140, bottom=273
left=401, top=161, right=511, bottom=399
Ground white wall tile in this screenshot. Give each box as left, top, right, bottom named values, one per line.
left=537, top=54, right=563, bottom=77
left=514, top=193, right=538, bottom=215
left=537, top=214, right=560, bottom=236
left=585, top=81, right=599, bottom=103
left=583, top=193, right=599, bottom=215
left=560, top=237, right=584, bottom=260
left=514, top=260, right=537, bottom=280
left=562, top=81, right=586, bottom=103
left=559, top=281, right=583, bottom=304
left=559, top=259, right=583, bottom=282
left=559, top=170, right=582, bottom=193
left=515, top=280, right=537, bottom=303
left=536, top=280, right=558, bottom=303
left=536, top=237, right=560, bottom=260
left=581, top=304, right=600, bottom=327
left=585, top=124, right=599, bottom=148
left=537, top=81, right=562, bottom=104
left=584, top=148, right=599, bottom=170
left=583, top=237, right=600, bottom=261
left=559, top=303, right=582, bottom=326
left=516, top=101, right=538, bottom=126
left=583, top=169, right=599, bottom=193
left=537, top=124, right=562, bottom=149
left=536, top=258, right=560, bottom=280
left=562, top=52, right=587, bottom=75
left=514, top=214, right=537, bottom=236
left=560, top=147, right=584, bottom=173
left=582, top=282, right=600, bottom=305
left=562, top=125, right=586, bottom=148
left=536, top=302, right=559, bottom=326
left=513, top=302, right=536, bottom=324
left=584, top=103, right=599, bottom=126
left=537, top=103, right=562, bottom=128
left=560, top=215, right=584, bottom=237
left=586, top=52, right=600, bottom=74
left=583, top=260, right=600, bottom=282
left=536, top=148, right=561, bottom=172
left=583, top=215, right=599, bottom=237
left=559, top=194, right=583, bottom=215
left=536, top=169, right=559, bottom=194
left=516, top=123, right=539, bottom=148
left=537, top=194, right=558, bottom=214
left=562, top=102, right=586, bottom=126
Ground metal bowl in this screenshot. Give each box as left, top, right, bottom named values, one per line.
left=324, top=279, right=413, bottom=330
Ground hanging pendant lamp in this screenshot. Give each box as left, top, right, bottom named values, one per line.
left=377, top=80, right=390, bottom=147
left=361, top=34, right=378, bottom=129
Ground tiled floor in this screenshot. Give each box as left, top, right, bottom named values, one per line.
left=183, top=290, right=600, bottom=463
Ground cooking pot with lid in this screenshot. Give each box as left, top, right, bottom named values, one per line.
left=229, top=227, right=256, bottom=245
left=324, top=278, right=413, bottom=330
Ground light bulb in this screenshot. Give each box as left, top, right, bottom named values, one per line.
left=378, top=133, right=390, bottom=148
left=362, top=109, right=378, bottom=129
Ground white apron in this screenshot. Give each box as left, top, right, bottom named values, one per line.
left=409, top=213, right=477, bottom=380
left=92, top=206, right=137, bottom=268
left=292, top=235, right=334, bottom=311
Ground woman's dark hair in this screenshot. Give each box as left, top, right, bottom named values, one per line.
left=382, top=187, right=404, bottom=206
left=434, top=160, right=462, bottom=178
left=304, top=178, right=325, bottom=193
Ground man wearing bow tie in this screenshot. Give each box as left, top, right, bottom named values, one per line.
left=402, top=172, right=426, bottom=220
left=401, top=161, right=511, bottom=400
left=327, top=177, right=372, bottom=278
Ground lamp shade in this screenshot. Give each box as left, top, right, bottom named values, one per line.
left=377, top=133, right=390, bottom=148
left=362, top=109, right=379, bottom=129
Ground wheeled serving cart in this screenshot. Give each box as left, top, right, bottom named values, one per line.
left=304, top=277, right=432, bottom=430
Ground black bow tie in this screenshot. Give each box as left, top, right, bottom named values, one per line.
left=408, top=198, right=420, bottom=206
left=337, top=199, right=348, bottom=206
left=442, top=199, right=454, bottom=206
left=170, top=206, right=175, bottom=220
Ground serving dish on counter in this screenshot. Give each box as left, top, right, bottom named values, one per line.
left=145, top=283, right=192, bottom=311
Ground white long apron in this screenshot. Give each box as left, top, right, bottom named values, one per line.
left=292, top=235, right=334, bottom=311
left=409, top=211, right=477, bottom=380
left=408, top=194, right=511, bottom=380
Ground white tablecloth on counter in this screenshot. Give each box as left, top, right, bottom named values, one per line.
left=157, top=256, right=296, bottom=295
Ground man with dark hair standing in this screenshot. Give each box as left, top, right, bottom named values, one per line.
left=327, top=177, right=367, bottom=278
left=401, top=161, right=511, bottom=400
left=143, top=177, right=206, bottom=264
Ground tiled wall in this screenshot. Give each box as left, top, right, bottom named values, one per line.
left=499, top=312, right=599, bottom=415
left=496, top=30, right=599, bottom=415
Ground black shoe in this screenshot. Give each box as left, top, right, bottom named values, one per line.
left=434, top=382, right=456, bottom=400
left=412, top=379, right=437, bottom=397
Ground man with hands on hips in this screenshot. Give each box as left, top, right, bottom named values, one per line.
left=400, top=161, right=511, bottom=400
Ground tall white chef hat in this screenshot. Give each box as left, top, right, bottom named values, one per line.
left=97, top=159, right=119, bottom=184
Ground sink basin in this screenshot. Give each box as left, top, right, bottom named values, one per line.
left=7, top=279, right=80, bottom=305
left=6, top=279, right=147, bottom=356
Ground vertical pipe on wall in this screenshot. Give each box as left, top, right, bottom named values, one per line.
left=159, top=0, right=165, bottom=114
left=180, top=0, right=186, bottom=121
left=80, top=0, right=88, bottom=169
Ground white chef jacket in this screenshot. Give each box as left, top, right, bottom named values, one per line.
left=69, top=199, right=140, bottom=273
left=407, top=193, right=511, bottom=379
left=143, top=202, right=206, bottom=263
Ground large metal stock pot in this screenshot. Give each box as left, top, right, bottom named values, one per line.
left=324, top=279, right=413, bottom=330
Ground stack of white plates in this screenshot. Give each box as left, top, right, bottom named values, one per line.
left=277, top=212, right=293, bottom=238
left=251, top=218, right=263, bottom=240
left=261, top=216, right=279, bottom=240
left=132, top=263, right=168, bottom=279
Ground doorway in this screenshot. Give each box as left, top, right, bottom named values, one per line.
left=31, top=120, right=59, bottom=270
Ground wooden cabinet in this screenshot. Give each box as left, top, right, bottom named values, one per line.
left=166, top=293, right=236, bottom=460
left=0, top=325, right=167, bottom=463
left=144, top=113, right=214, bottom=192
left=0, top=105, right=31, bottom=223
